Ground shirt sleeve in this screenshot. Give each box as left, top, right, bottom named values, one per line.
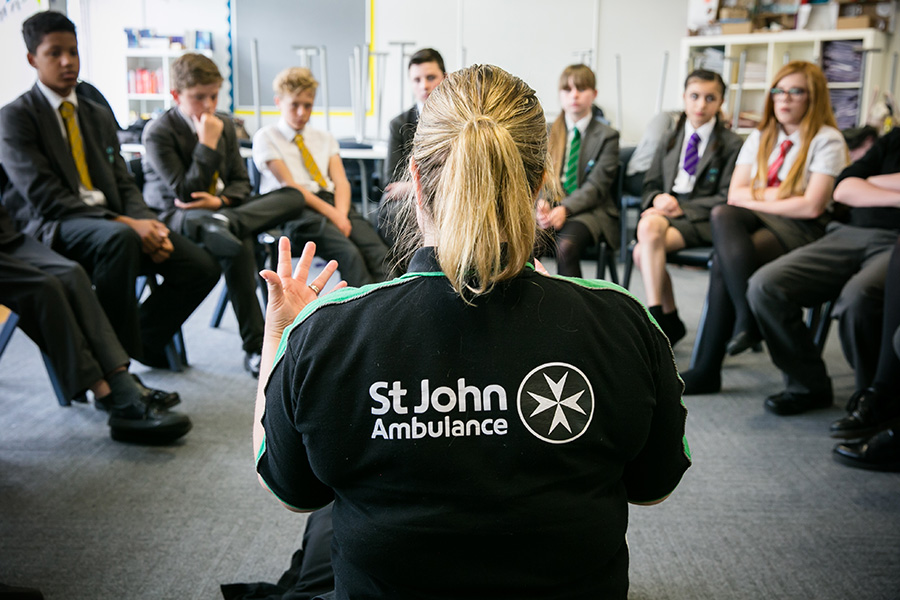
left=327, top=132, right=340, bottom=158
left=252, top=127, right=283, bottom=170
left=257, top=331, right=335, bottom=511
left=807, top=127, right=849, bottom=177
left=621, top=314, right=691, bottom=504
left=735, top=129, right=760, bottom=166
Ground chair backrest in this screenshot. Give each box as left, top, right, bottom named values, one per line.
left=246, top=156, right=262, bottom=196
left=0, top=305, right=20, bottom=357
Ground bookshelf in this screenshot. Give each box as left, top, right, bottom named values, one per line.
left=125, top=47, right=212, bottom=122
left=682, top=29, right=888, bottom=135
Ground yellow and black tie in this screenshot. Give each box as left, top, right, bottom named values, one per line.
left=59, top=101, right=93, bottom=190
left=294, top=134, right=328, bottom=189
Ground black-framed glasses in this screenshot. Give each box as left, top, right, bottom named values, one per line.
left=770, top=87, right=808, bottom=99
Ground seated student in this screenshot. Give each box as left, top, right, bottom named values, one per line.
left=141, top=53, right=307, bottom=378
left=376, top=48, right=446, bottom=250
left=537, top=64, right=619, bottom=278
left=680, top=61, right=849, bottom=395
left=0, top=11, right=220, bottom=371
left=632, top=69, right=743, bottom=345
left=252, top=67, right=388, bottom=286
left=748, top=130, right=900, bottom=417
left=0, top=205, right=190, bottom=443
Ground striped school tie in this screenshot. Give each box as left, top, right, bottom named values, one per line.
left=767, top=139, right=793, bottom=187
left=59, top=101, right=93, bottom=189
left=682, top=132, right=701, bottom=176
left=563, top=127, right=581, bottom=195
left=294, top=134, right=328, bottom=189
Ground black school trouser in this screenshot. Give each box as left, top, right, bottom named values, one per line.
left=54, top=216, right=221, bottom=363
left=748, top=224, right=896, bottom=395
left=180, top=187, right=307, bottom=353
left=283, top=192, right=389, bottom=287
left=0, top=235, right=130, bottom=400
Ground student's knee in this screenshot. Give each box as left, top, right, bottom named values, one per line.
left=833, top=277, right=883, bottom=326
left=709, top=203, right=734, bottom=228
left=747, top=262, right=787, bottom=311
left=556, top=236, right=580, bottom=264
left=636, top=214, right=667, bottom=246
left=102, top=223, right=143, bottom=258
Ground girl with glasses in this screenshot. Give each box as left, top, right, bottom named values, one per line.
left=681, top=60, right=849, bottom=395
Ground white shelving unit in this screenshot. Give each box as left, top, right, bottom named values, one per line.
left=682, top=28, right=888, bottom=135
left=125, top=47, right=212, bottom=122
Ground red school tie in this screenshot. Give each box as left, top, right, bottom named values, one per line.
left=767, top=139, right=793, bottom=187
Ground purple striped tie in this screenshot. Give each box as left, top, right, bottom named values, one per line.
left=683, top=132, right=701, bottom=177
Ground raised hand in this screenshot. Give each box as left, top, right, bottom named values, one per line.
left=259, top=237, right=345, bottom=335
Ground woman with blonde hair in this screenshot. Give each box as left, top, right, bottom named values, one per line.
left=681, top=61, right=849, bottom=395
left=252, top=64, right=690, bottom=599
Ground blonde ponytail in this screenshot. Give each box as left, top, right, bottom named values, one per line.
left=407, top=65, right=551, bottom=301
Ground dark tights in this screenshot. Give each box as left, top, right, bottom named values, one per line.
left=682, top=205, right=788, bottom=391
left=873, top=238, right=900, bottom=394
left=711, top=205, right=787, bottom=336
left=555, top=220, right=594, bottom=277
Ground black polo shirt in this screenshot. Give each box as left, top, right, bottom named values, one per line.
left=836, top=128, right=900, bottom=231
left=258, top=247, right=691, bottom=600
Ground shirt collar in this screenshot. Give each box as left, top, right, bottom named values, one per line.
left=176, top=107, right=197, bottom=134
left=565, top=112, right=592, bottom=136
left=777, top=126, right=801, bottom=145
left=277, top=118, right=305, bottom=140
left=685, top=116, right=716, bottom=141
left=36, top=79, right=77, bottom=111
left=405, top=246, right=537, bottom=276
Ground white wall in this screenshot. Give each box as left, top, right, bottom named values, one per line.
left=25, top=1, right=900, bottom=146
left=0, top=0, right=46, bottom=107
left=12, top=0, right=693, bottom=143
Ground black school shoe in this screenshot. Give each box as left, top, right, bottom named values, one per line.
left=94, top=375, right=181, bottom=412
left=830, top=388, right=900, bottom=439
left=108, top=403, right=192, bottom=444
left=131, top=374, right=181, bottom=409
left=764, top=390, right=832, bottom=416
left=833, top=429, right=900, bottom=472
left=183, top=212, right=242, bottom=258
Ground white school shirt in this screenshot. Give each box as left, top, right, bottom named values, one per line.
left=252, top=119, right=340, bottom=195
left=736, top=125, right=848, bottom=188
left=36, top=79, right=106, bottom=207
left=671, top=117, right=716, bottom=195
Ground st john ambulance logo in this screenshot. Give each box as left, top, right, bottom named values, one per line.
left=516, top=362, right=594, bottom=444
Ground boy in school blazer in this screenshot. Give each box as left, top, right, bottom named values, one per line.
left=141, top=53, right=307, bottom=378
left=377, top=48, right=446, bottom=256
left=0, top=11, right=220, bottom=373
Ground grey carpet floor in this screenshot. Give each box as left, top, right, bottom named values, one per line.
left=1, top=262, right=898, bottom=600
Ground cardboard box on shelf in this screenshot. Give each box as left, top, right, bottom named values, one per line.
left=721, top=20, right=755, bottom=33
left=837, top=15, right=874, bottom=28
left=839, top=1, right=895, bottom=32
left=720, top=7, right=751, bottom=19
